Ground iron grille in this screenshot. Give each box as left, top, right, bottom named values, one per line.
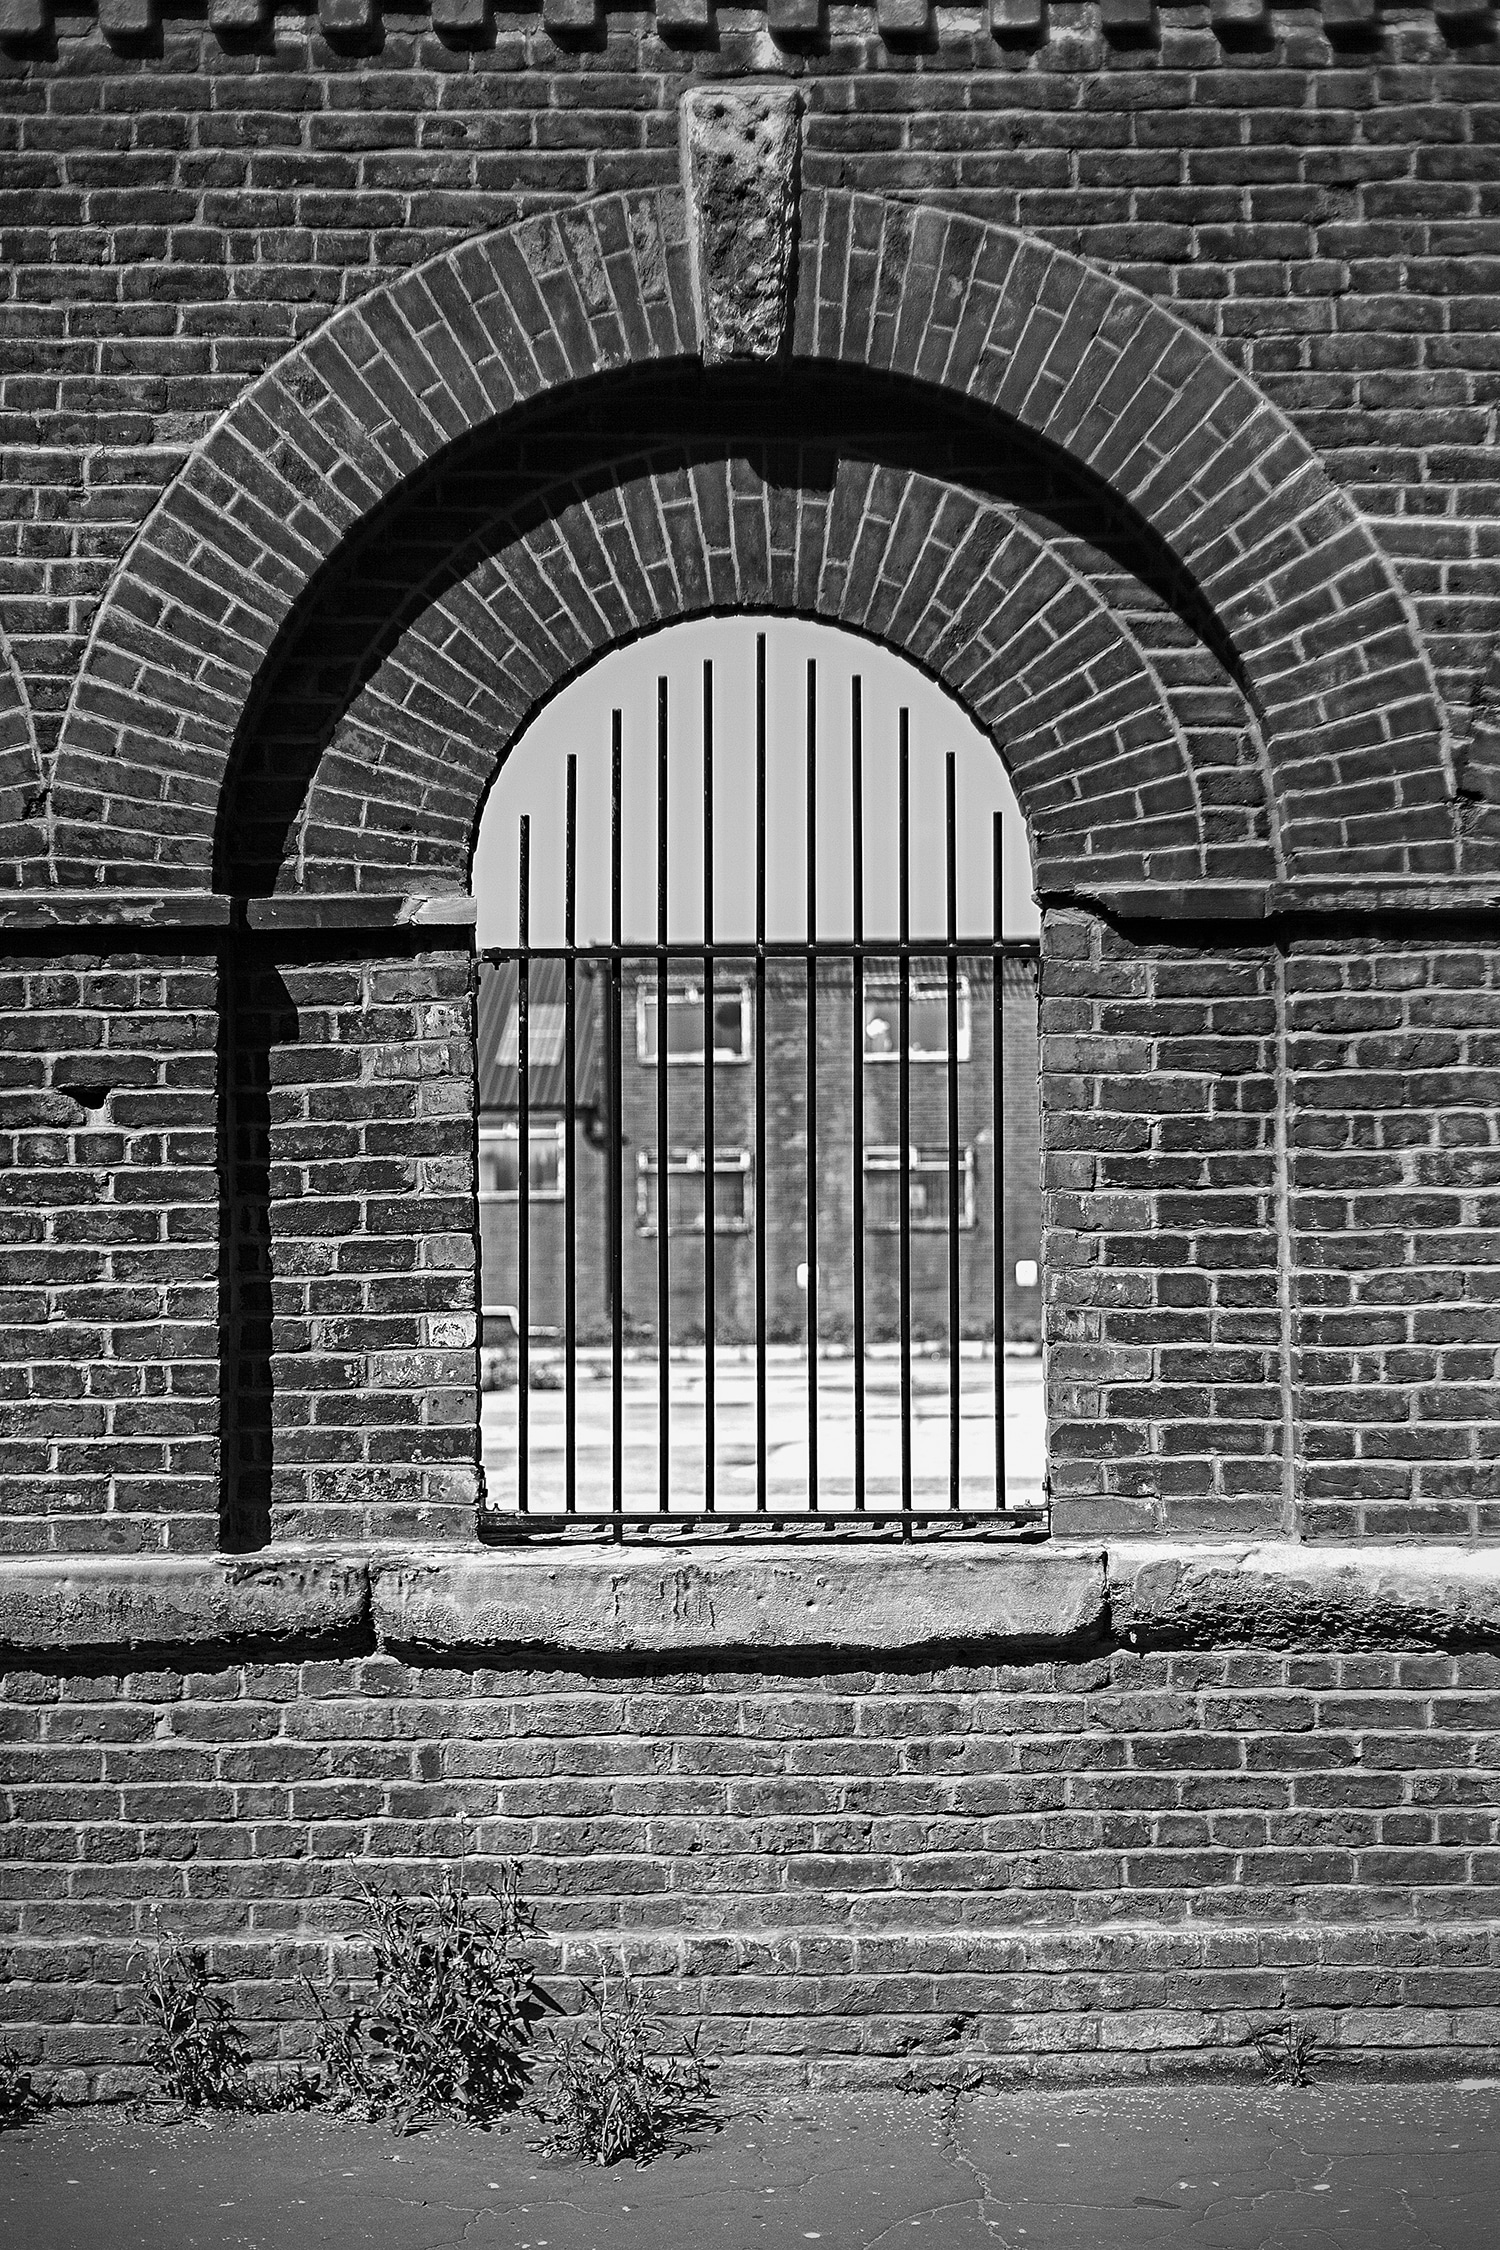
left=478, top=635, right=1043, bottom=1539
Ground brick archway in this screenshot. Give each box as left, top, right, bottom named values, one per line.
left=36, top=188, right=1450, bottom=903
left=220, top=381, right=1269, bottom=902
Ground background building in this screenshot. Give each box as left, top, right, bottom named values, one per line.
left=477, top=953, right=1043, bottom=1347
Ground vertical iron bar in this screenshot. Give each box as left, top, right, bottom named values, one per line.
left=564, top=754, right=577, bottom=1517
left=946, top=752, right=961, bottom=1513
left=993, top=810, right=1006, bottom=1513
left=657, top=675, right=671, bottom=1515
left=898, top=712, right=912, bottom=1529
left=702, top=658, right=716, bottom=1516
left=611, top=714, right=624, bottom=1525
left=805, top=658, right=819, bottom=1515
left=851, top=677, right=866, bottom=1515
left=517, top=815, right=530, bottom=1516
left=755, top=633, right=768, bottom=1514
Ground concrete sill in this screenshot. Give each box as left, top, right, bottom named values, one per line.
left=3, top=1543, right=1500, bottom=1661
left=371, top=1545, right=1106, bottom=1657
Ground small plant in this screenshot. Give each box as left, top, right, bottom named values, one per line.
left=0, top=2043, right=40, bottom=2128
left=136, top=1930, right=251, bottom=2110
left=310, top=1859, right=543, bottom=2131
left=1255, top=2017, right=1320, bottom=2087
left=533, top=1981, right=714, bottom=2167
left=135, top=1928, right=316, bottom=2114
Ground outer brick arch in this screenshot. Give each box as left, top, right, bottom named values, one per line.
left=232, top=412, right=1267, bottom=901
left=44, top=186, right=1450, bottom=900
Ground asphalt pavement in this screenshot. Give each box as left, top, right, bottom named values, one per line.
left=5, top=2080, right=1498, bottom=2249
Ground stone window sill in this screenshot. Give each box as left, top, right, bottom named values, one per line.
left=2, top=1543, right=1500, bottom=1660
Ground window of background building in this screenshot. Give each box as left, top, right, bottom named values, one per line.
left=638, top=981, right=752, bottom=1065
left=479, top=1121, right=567, bottom=1201
left=864, top=1145, right=976, bottom=1232
left=863, top=975, right=971, bottom=1063
left=637, top=1149, right=753, bottom=1235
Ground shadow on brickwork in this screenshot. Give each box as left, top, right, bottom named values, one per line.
left=213, top=360, right=1256, bottom=901
left=221, top=952, right=298, bottom=1551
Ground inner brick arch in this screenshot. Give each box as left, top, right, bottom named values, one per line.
left=37, top=186, right=1451, bottom=901
left=217, top=367, right=1269, bottom=902
left=0, top=628, right=42, bottom=885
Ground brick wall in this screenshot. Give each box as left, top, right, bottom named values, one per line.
left=1042, top=909, right=1283, bottom=1540
left=0, top=0, right=1499, bottom=2101
left=227, top=944, right=479, bottom=1546
left=0, top=948, right=220, bottom=1554
left=1288, top=933, right=1500, bottom=1544
left=0, top=12, right=1494, bottom=776
left=6, top=1641, right=1500, bottom=2096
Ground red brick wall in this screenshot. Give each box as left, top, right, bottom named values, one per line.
left=6, top=1642, right=1500, bottom=2096
left=227, top=946, right=479, bottom=1546
left=1043, top=910, right=1283, bottom=1539
left=0, top=11, right=1493, bottom=776
left=0, top=949, right=221, bottom=1554
left=1288, top=934, right=1500, bottom=1543
left=0, top=8, right=1496, bottom=2099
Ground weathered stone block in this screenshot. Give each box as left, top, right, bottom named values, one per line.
left=655, top=0, right=712, bottom=31
left=98, top=0, right=153, bottom=35
left=877, top=0, right=931, bottom=34
left=370, top=1544, right=1108, bottom=1656
left=1106, top=1544, right=1500, bottom=1650
left=679, top=85, right=803, bottom=368
left=0, top=1553, right=369, bottom=1656
left=317, top=0, right=374, bottom=32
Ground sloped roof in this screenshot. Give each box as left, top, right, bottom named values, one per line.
left=476, top=958, right=605, bottom=1117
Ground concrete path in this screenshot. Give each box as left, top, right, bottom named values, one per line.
left=5, top=2083, right=1498, bottom=2249
left=482, top=1346, right=1048, bottom=1518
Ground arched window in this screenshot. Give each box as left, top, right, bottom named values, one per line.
left=471, top=620, right=1042, bottom=1530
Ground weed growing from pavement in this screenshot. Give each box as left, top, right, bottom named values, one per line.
left=0, top=2043, right=41, bottom=2127
left=309, top=1859, right=544, bottom=2132
left=126, top=1868, right=716, bottom=2157
left=1254, top=2018, right=1321, bottom=2086
left=135, top=1929, right=316, bottom=2114
left=531, top=1980, right=714, bottom=2166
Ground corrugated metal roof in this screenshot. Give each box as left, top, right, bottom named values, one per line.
left=476, top=958, right=605, bottom=1117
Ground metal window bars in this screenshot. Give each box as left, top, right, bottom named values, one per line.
left=480, top=636, right=1042, bottom=1539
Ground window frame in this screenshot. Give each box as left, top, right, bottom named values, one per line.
left=636, top=979, right=753, bottom=1067
left=862, top=1143, right=977, bottom=1233
left=478, top=1118, right=568, bottom=1203
left=861, top=973, right=972, bottom=1065
left=635, top=1147, right=754, bottom=1237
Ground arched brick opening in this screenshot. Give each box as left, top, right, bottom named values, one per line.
left=36, top=187, right=1451, bottom=899
left=216, top=366, right=1270, bottom=902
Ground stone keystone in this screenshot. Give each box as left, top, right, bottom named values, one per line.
left=679, top=84, right=803, bottom=368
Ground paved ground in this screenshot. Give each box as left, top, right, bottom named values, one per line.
left=6, top=2083, right=1499, bottom=2249
left=482, top=1345, right=1046, bottom=1520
